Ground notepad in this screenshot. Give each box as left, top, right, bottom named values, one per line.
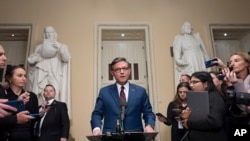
left=186, top=91, right=209, bottom=121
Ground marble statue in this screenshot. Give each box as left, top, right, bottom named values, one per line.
left=27, top=26, right=71, bottom=116
left=173, top=21, right=210, bottom=87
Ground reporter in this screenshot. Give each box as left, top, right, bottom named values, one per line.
left=216, top=53, right=250, bottom=113
left=0, top=45, right=16, bottom=118
left=158, top=82, right=191, bottom=141
left=180, top=71, right=227, bottom=141
left=179, top=74, right=191, bottom=83
left=209, top=71, right=228, bottom=98
left=0, top=99, right=17, bottom=118
left=4, top=65, right=39, bottom=141
left=226, top=52, right=250, bottom=92
left=218, top=52, right=250, bottom=140
left=0, top=45, right=35, bottom=141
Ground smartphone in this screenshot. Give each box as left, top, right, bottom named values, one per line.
left=217, top=74, right=226, bottom=80
left=5, top=100, right=25, bottom=112
left=172, top=108, right=182, bottom=114
left=205, top=58, right=218, bottom=68
left=155, top=113, right=167, bottom=119
left=29, top=113, right=41, bottom=118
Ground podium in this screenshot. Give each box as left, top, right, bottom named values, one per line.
left=86, top=132, right=158, bottom=141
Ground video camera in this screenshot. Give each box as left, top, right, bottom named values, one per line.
left=226, top=89, right=250, bottom=106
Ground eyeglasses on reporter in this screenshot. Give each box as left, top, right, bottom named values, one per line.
left=190, top=80, right=202, bottom=84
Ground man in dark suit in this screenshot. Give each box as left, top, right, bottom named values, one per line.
left=91, top=57, right=155, bottom=135
left=38, top=84, right=70, bottom=141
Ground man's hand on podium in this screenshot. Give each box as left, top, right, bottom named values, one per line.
left=92, top=128, right=101, bottom=135
left=144, top=125, right=154, bottom=133
left=144, top=125, right=158, bottom=141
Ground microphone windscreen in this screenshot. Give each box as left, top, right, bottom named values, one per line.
left=120, top=101, right=127, bottom=107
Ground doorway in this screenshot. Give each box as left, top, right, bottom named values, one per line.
left=209, top=24, right=250, bottom=64
left=94, top=23, right=157, bottom=109
left=0, top=23, right=32, bottom=84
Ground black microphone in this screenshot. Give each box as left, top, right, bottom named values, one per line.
left=120, top=101, right=127, bottom=121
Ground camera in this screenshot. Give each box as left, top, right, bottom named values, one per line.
left=226, top=90, right=250, bottom=106
left=205, top=58, right=218, bottom=68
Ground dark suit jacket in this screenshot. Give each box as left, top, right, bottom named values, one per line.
left=91, top=83, right=155, bottom=133
left=165, top=101, right=186, bottom=141
left=39, top=100, right=70, bottom=141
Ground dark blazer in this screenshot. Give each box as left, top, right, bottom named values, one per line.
left=183, top=91, right=228, bottom=141
left=4, top=88, right=39, bottom=141
left=39, top=100, right=70, bottom=141
left=91, top=83, right=155, bottom=133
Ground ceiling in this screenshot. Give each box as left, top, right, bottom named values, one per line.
left=1, top=28, right=250, bottom=41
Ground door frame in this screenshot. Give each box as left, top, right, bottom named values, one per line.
left=94, top=22, right=158, bottom=111
left=209, top=23, right=250, bottom=60
left=0, top=23, right=33, bottom=84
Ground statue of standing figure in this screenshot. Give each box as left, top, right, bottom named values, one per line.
left=173, top=21, right=210, bottom=87
left=27, top=26, right=71, bottom=116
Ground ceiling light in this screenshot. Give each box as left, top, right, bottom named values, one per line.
left=224, top=33, right=227, bottom=36
left=11, top=34, right=15, bottom=37
left=121, top=33, right=125, bottom=37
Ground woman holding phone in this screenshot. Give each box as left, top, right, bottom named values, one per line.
left=216, top=52, right=250, bottom=140
left=4, top=65, right=39, bottom=141
left=157, top=82, right=191, bottom=141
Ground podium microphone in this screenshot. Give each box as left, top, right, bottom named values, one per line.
left=119, top=101, right=127, bottom=133
left=120, top=101, right=127, bottom=121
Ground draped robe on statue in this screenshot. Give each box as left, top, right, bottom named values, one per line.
left=173, top=33, right=210, bottom=88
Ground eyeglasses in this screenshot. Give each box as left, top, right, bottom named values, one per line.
left=190, top=80, right=202, bottom=84
left=113, top=67, right=130, bottom=73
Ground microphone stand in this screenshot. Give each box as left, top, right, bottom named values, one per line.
left=116, top=118, right=121, bottom=134
left=116, top=115, right=124, bottom=134
left=115, top=116, right=125, bottom=141
left=119, top=115, right=124, bottom=134
left=115, top=102, right=127, bottom=141
left=119, top=101, right=127, bottom=134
